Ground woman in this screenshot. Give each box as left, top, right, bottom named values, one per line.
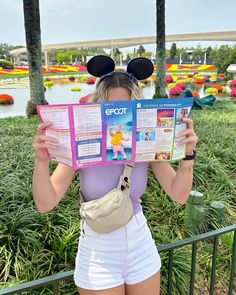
left=32, top=56, right=198, bottom=295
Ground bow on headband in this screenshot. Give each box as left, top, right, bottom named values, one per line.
left=86, top=55, right=154, bottom=84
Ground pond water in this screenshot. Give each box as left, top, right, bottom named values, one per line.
left=0, top=81, right=212, bottom=118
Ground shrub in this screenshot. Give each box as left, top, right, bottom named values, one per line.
left=139, top=82, right=146, bottom=88
left=175, top=82, right=186, bottom=90
left=230, top=88, right=236, bottom=97
left=169, top=86, right=182, bottom=95
left=192, top=91, right=200, bottom=98
left=205, top=87, right=218, bottom=95
left=71, top=87, right=81, bottom=91
left=0, top=93, right=14, bottom=104
left=167, top=83, right=176, bottom=89
left=86, top=77, right=96, bottom=85
left=217, top=73, right=225, bottom=81
left=68, top=76, right=75, bottom=82
left=229, top=79, right=236, bottom=89
left=165, top=75, right=173, bottom=84
left=194, top=78, right=204, bottom=84
left=80, top=77, right=88, bottom=83
left=211, top=84, right=223, bottom=92
left=44, top=81, right=54, bottom=87
left=0, top=59, right=14, bottom=69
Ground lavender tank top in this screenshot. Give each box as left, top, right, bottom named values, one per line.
left=78, top=162, right=149, bottom=214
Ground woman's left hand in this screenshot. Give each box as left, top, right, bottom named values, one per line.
left=175, top=118, right=198, bottom=154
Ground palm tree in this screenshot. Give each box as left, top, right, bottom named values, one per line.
left=154, top=0, right=167, bottom=98
left=23, top=0, right=48, bottom=117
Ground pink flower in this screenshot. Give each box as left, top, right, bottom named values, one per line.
left=79, top=94, right=92, bottom=104
left=175, top=82, right=186, bottom=90
left=229, top=80, right=236, bottom=89
left=230, top=89, right=236, bottom=97
left=165, top=75, right=173, bottom=84
left=169, top=86, right=182, bottom=95
left=87, top=77, right=96, bottom=84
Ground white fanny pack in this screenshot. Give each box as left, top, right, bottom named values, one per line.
left=80, top=164, right=134, bottom=234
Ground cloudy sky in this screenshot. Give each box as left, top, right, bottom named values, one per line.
left=1, top=0, right=236, bottom=51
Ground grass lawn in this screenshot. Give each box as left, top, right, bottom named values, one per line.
left=0, top=100, right=235, bottom=294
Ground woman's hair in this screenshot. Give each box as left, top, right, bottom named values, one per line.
left=88, top=71, right=144, bottom=102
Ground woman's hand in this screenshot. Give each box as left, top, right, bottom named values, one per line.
left=33, top=122, right=59, bottom=161
left=175, top=118, right=198, bottom=154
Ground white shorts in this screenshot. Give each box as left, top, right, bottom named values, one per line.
left=74, top=211, right=161, bottom=290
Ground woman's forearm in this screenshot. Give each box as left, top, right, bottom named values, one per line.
left=32, top=158, right=58, bottom=213
left=170, top=160, right=194, bottom=204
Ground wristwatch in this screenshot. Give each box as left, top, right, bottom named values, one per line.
left=182, top=149, right=196, bottom=160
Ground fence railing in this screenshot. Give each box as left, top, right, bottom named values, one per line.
left=0, top=224, right=235, bottom=295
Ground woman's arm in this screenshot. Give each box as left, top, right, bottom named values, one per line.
left=151, top=118, right=198, bottom=205
left=33, top=161, right=75, bottom=213
left=32, top=122, right=76, bottom=213
left=151, top=160, right=193, bottom=204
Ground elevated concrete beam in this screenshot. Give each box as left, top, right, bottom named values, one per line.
left=10, top=31, right=236, bottom=56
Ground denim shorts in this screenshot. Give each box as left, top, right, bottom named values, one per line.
left=74, top=211, right=161, bottom=290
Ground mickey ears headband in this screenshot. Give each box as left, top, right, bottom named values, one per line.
left=87, top=55, right=154, bottom=81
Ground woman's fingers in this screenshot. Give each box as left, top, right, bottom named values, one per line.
left=176, top=128, right=195, bottom=138
left=34, top=135, right=59, bottom=144
left=181, top=118, right=193, bottom=129
left=177, top=135, right=198, bottom=146
left=36, top=122, right=52, bottom=136
left=33, top=143, right=59, bottom=150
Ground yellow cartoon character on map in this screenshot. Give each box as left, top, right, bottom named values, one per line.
left=109, top=125, right=129, bottom=160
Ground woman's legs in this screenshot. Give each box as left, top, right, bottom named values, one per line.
left=78, top=284, right=125, bottom=295
left=125, top=271, right=160, bottom=295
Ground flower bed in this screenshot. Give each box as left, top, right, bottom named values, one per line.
left=0, top=93, right=14, bottom=104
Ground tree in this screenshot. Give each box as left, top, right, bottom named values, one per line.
left=192, top=44, right=203, bottom=61
left=57, top=52, right=71, bottom=64
left=211, top=45, right=233, bottom=74
left=137, top=45, right=145, bottom=57
left=114, top=48, right=122, bottom=63
left=23, top=0, right=47, bottom=117
left=206, top=46, right=212, bottom=58
left=170, top=43, right=177, bottom=59
left=154, top=0, right=167, bottom=98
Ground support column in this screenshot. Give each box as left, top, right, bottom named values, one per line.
left=110, top=48, right=114, bottom=60
left=45, top=51, right=50, bottom=71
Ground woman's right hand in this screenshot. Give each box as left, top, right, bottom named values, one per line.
left=33, top=122, right=59, bottom=162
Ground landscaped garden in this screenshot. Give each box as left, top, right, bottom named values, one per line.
left=0, top=98, right=235, bottom=294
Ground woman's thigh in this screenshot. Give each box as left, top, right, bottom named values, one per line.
left=78, top=284, right=125, bottom=295
left=125, top=271, right=160, bottom=295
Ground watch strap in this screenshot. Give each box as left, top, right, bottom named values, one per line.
left=182, top=149, right=196, bottom=160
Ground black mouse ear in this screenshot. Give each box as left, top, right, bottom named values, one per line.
left=87, top=55, right=115, bottom=77
left=127, top=57, right=154, bottom=80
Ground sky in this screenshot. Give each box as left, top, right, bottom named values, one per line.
left=1, top=0, right=236, bottom=52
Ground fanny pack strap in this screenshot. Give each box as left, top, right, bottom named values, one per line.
left=80, top=164, right=134, bottom=203
left=117, top=163, right=134, bottom=191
